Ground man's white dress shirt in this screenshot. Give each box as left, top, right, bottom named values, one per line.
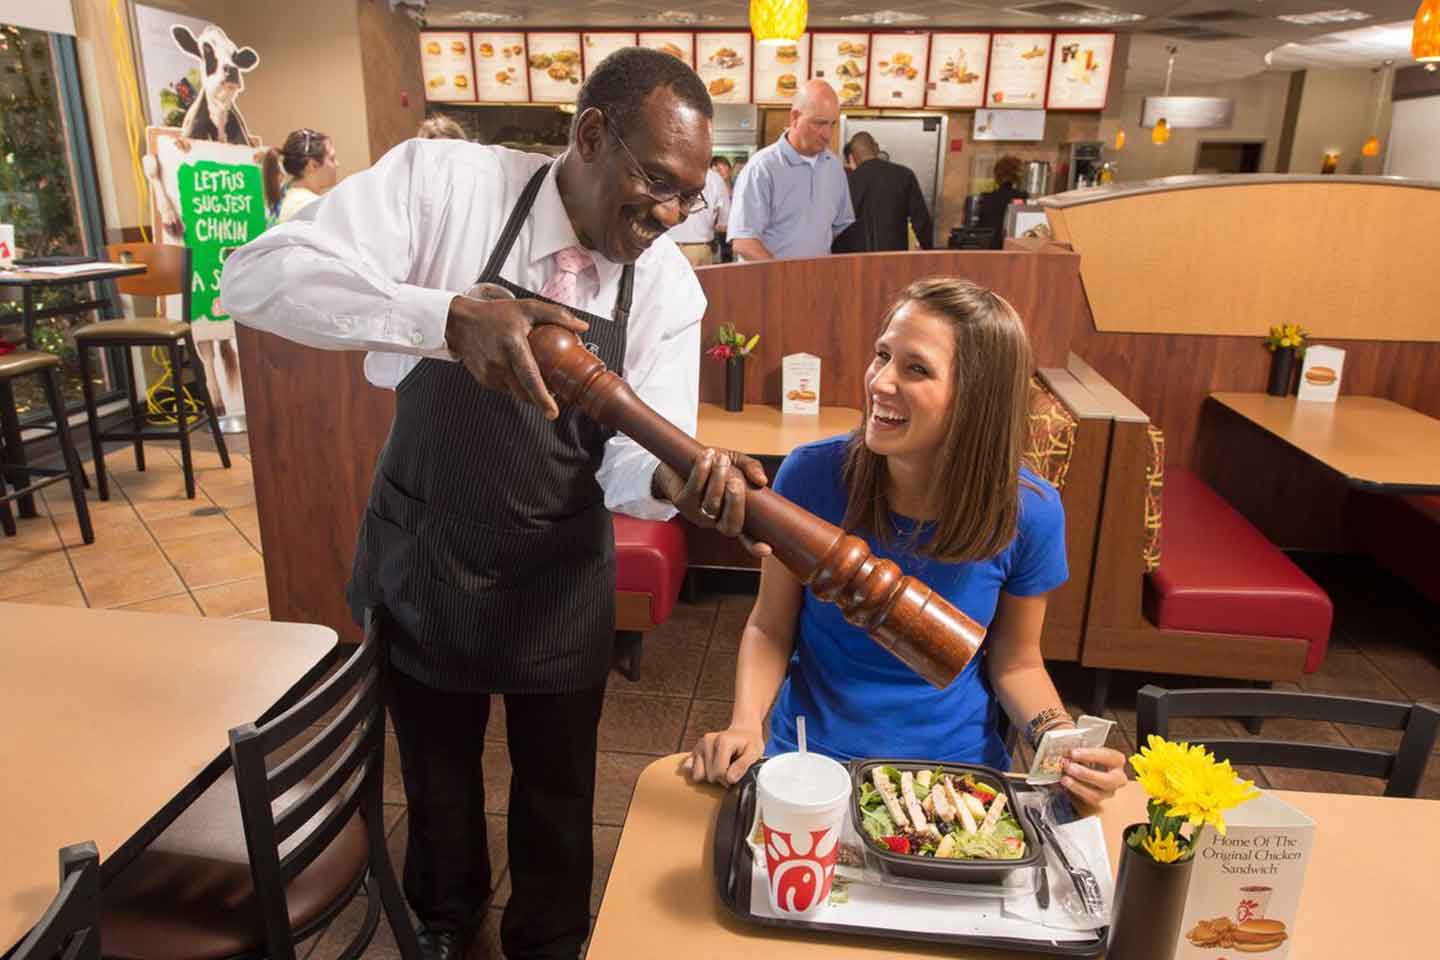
left=221, top=139, right=706, bottom=520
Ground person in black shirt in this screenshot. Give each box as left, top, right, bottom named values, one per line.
left=975, top=154, right=1030, bottom=249
left=832, top=132, right=933, bottom=253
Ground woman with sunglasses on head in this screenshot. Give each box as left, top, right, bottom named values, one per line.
left=688, top=277, right=1129, bottom=809
left=262, top=128, right=338, bottom=223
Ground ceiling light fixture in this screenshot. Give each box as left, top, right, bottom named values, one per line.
left=1115, top=128, right=1126, bottom=150
left=751, top=0, right=808, bottom=45
left=1276, top=10, right=1373, bottom=25
left=652, top=10, right=722, bottom=25
left=1416, top=0, right=1440, bottom=62
left=1362, top=61, right=1391, bottom=158
left=454, top=11, right=521, bottom=25
left=839, top=11, right=928, bottom=25
left=1055, top=11, right=1145, bottom=25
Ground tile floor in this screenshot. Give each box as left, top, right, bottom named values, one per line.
left=3, top=435, right=1438, bottom=958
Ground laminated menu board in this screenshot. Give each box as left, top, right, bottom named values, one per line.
left=868, top=33, right=928, bottom=108
left=926, top=33, right=989, bottom=108
left=986, top=33, right=1052, bottom=110
left=582, top=32, right=636, bottom=78
left=810, top=32, right=870, bottom=108
left=471, top=32, right=528, bottom=103
left=527, top=32, right=583, bottom=102
left=637, top=32, right=694, bottom=68
left=1047, top=33, right=1114, bottom=110
left=753, top=35, right=810, bottom=105
left=696, top=33, right=752, bottom=104
left=420, top=32, right=476, bottom=103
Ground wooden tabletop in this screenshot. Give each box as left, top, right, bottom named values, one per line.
left=0, top=603, right=336, bottom=948
left=696, top=404, right=863, bottom=459
left=0, top=263, right=147, bottom=287
left=1210, top=393, right=1440, bottom=493
left=588, top=755, right=1440, bottom=959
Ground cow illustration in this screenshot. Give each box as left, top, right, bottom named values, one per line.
left=172, top=24, right=258, bottom=144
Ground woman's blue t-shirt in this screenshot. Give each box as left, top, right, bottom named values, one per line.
left=765, top=436, right=1068, bottom=770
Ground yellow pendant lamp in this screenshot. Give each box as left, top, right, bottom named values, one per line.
left=751, top=0, right=808, bottom=45
left=1114, top=128, right=1126, bottom=150
left=1151, top=119, right=1170, bottom=145
left=1415, top=0, right=1440, bottom=62
left=1362, top=62, right=1391, bottom=160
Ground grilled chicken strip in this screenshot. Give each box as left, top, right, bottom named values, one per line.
left=900, top=771, right=938, bottom=839
left=872, top=768, right=911, bottom=832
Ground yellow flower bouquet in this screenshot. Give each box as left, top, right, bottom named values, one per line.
left=1263, top=323, right=1307, bottom=353
left=1127, top=734, right=1260, bottom=863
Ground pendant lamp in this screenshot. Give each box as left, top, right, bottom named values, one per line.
left=1415, top=0, right=1440, bottom=63
left=751, top=0, right=808, bottom=45
left=1115, top=128, right=1126, bottom=150
left=1361, top=62, right=1391, bottom=159
left=1152, top=45, right=1177, bottom=146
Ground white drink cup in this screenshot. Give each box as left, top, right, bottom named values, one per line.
left=0, top=225, right=14, bottom=268
left=755, top=751, right=852, bottom=918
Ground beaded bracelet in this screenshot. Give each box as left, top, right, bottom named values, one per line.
left=1024, top=707, right=1074, bottom=749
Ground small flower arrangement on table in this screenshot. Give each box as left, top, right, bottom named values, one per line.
left=1263, top=323, right=1307, bottom=353
left=706, top=323, right=759, bottom=362
left=1128, top=734, right=1260, bottom=862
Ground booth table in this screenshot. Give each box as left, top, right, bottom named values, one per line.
left=0, top=603, right=336, bottom=949
left=0, top=262, right=147, bottom=348
left=696, top=403, right=863, bottom=459
left=587, top=755, right=1440, bottom=959
left=1209, top=393, right=1440, bottom=494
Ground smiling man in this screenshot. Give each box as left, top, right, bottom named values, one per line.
left=222, top=48, right=765, bottom=960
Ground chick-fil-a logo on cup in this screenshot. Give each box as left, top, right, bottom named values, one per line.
left=755, top=750, right=852, bottom=919
left=762, top=824, right=840, bottom=913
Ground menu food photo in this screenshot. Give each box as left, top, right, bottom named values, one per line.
left=1047, top=33, right=1114, bottom=110
left=926, top=33, right=989, bottom=108
left=581, top=32, right=636, bottom=77
left=471, top=31, right=528, bottom=103
left=986, top=33, right=1052, bottom=109
left=810, top=32, right=870, bottom=108
left=420, top=31, right=476, bottom=102
left=868, top=33, right=929, bottom=108
left=696, top=33, right=752, bottom=104
left=527, top=32, right=583, bottom=102
left=637, top=32, right=694, bottom=68
left=754, top=35, right=810, bottom=105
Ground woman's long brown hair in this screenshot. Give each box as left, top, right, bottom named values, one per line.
left=842, top=277, right=1034, bottom=564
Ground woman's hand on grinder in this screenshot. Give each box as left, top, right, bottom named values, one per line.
left=653, top=449, right=772, bottom=556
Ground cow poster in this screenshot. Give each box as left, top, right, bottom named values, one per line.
left=140, top=22, right=262, bottom=429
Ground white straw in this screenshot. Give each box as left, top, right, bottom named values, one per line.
left=797, top=715, right=807, bottom=754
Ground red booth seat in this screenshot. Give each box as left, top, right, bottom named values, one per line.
left=1347, top=492, right=1440, bottom=610
left=1144, top=467, right=1332, bottom=673
left=613, top=514, right=688, bottom=629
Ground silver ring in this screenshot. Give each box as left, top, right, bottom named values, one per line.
left=699, top=505, right=719, bottom=521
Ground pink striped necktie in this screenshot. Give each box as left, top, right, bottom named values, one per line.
left=538, top=244, right=595, bottom=309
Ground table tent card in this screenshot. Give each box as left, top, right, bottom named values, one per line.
left=782, top=353, right=821, bottom=415
left=1174, top=792, right=1314, bottom=959
left=1297, top=345, right=1344, bottom=403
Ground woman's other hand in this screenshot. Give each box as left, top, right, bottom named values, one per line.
left=686, top=725, right=765, bottom=786
left=1059, top=747, right=1129, bottom=806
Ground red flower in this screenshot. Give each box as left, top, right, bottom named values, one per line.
left=706, top=344, right=734, bottom=361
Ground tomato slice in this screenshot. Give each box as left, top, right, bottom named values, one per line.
left=882, top=835, right=911, bottom=854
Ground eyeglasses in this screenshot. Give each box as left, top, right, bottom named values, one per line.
left=605, top=119, right=708, bottom=216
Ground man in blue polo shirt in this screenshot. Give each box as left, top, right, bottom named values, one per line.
left=728, top=79, right=854, bottom=261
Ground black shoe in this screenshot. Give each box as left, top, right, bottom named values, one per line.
left=417, top=926, right=475, bottom=960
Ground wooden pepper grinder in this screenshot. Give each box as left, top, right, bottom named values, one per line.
left=529, top=324, right=985, bottom=689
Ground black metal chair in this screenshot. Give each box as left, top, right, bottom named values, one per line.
left=0, top=350, right=92, bottom=542
left=11, top=842, right=101, bottom=960
left=1136, top=684, right=1440, bottom=798
left=100, top=609, right=421, bottom=960
left=72, top=242, right=229, bottom=503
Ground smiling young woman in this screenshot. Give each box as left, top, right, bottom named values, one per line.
left=689, top=277, right=1129, bottom=809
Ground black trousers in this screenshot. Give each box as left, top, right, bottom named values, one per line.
left=386, top=662, right=605, bottom=959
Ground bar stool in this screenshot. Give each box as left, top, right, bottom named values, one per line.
left=71, top=242, right=229, bottom=502
left=0, top=350, right=93, bottom=543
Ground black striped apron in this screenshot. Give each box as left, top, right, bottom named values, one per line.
left=348, top=163, right=634, bottom=694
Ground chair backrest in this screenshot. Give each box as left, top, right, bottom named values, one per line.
left=1136, top=684, right=1440, bottom=798
left=227, top=611, right=390, bottom=960
left=105, top=243, right=192, bottom=319
left=12, top=842, right=101, bottom=960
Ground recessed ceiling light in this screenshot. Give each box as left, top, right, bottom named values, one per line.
left=1055, top=11, right=1145, bottom=24
left=455, top=11, right=521, bottom=25
left=840, top=11, right=929, bottom=25
left=1275, top=9, right=1373, bottom=25
left=651, top=10, right=722, bottom=25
